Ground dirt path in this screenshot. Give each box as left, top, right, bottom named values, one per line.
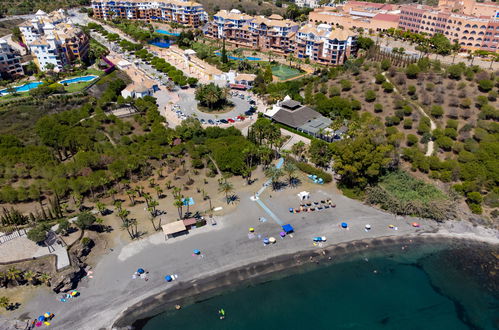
left=382, top=72, right=435, bottom=156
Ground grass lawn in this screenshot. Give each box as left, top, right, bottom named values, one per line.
left=63, top=81, right=93, bottom=93
left=271, top=64, right=303, bottom=81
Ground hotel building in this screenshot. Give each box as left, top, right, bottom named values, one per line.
left=91, top=0, right=208, bottom=28
left=398, top=1, right=499, bottom=52
left=19, top=9, right=89, bottom=71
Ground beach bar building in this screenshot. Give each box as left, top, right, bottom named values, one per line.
left=162, top=221, right=187, bottom=240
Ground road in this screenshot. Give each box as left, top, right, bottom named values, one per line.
left=0, top=14, right=34, bottom=22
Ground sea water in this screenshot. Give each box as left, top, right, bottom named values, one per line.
left=138, top=242, right=499, bottom=330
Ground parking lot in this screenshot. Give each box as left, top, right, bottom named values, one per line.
left=172, top=90, right=257, bottom=125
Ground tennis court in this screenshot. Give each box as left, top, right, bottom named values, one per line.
left=271, top=64, right=303, bottom=80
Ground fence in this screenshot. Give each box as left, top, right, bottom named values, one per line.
left=0, top=228, right=27, bottom=244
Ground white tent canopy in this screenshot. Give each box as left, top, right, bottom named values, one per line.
left=297, top=191, right=310, bottom=200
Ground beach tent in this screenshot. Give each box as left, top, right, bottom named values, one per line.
left=282, top=224, right=294, bottom=233
left=162, top=221, right=187, bottom=240
left=165, top=275, right=173, bottom=282
left=297, top=191, right=310, bottom=200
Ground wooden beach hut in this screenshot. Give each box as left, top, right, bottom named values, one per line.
left=162, top=221, right=187, bottom=240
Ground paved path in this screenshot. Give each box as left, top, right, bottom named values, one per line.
left=252, top=158, right=285, bottom=227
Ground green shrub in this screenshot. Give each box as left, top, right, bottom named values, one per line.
left=407, top=134, right=418, bottom=146
left=294, top=161, right=332, bottom=183
left=365, top=90, right=377, bottom=102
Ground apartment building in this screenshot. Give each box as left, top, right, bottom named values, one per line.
left=91, top=0, right=208, bottom=28
left=398, top=2, right=499, bottom=52
left=206, top=10, right=299, bottom=54
left=0, top=40, right=23, bottom=78
left=308, top=3, right=400, bottom=32
left=294, top=0, right=320, bottom=9
left=293, top=23, right=358, bottom=65
left=19, top=9, right=89, bottom=71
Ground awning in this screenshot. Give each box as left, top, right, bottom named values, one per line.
left=282, top=224, right=294, bottom=233
left=183, top=218, right=197, bottom=226
left=229, top=83, right=248, bottom=90
left=162, top=221, right=187, bottom=235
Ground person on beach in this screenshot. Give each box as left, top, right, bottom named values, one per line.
left=219, top=309, right=225, bottom=320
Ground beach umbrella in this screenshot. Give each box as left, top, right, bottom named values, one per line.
left=263, top=238, right=269, bottom=244
left=44, top=313, right=50, bottom=318
left=193, top=249, right=201, bottom=255
left=411, top=222, right=420, bottom=228
left=37, top=316, right=45, bottom=322
left=269, top=237, right=276, bottom=244
left=137, top=268, right=145, bottom=274
left=279, top=231, right=286, bottom=237
left=165, top=275, right=173, bottom=282
left=365, top=224, right=371, bottom=230
left=389, top=224, right=395, bottom=229
left=249, top=227, right=254, bottom=232
left=289, top=208, right=294, bottom=213
left=341, top=222, right=348, bottom=228
left=35, top=322, right=42, bottom=327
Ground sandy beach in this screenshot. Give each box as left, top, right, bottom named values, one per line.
left=1, top=187, right=498, bottom=330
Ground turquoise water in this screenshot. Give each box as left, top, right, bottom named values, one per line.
left=0, top=81, right=42, bottom=95
left=59, top=75, right=97, bottom=84
left=156, top=29, right=180, bottom=37
left=139, top=243, right=499, bottom=330
left=214, top=52, right=261, bottom=61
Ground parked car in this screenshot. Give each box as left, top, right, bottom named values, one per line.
left=208, top=119, right=214, bottom=125
left=220, top=119, right=228, bottom=124
left=227, top=118, right=235, bottom=123
left=200, top=119, right=206, bottom=124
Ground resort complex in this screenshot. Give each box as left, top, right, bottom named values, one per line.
left=206, top=9, right=358, bottom=61
left=0, top=0, right=498, bottom=329
left=19, top=9, right=89, bottom=71
left=91, top=0, right=208, bottom=27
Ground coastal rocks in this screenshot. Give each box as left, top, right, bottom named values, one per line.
left=51, top=251, right=87, bottom=293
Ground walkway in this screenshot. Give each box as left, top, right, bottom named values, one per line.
left=252, top=158, right=285, bottom=227
left=382, top=72, right=436, bottom=156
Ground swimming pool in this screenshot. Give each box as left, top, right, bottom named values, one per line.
left=155, top=29, right=180, bottom=37
left=0, top=81, right=42, bottom=95
left=149, top=38, right=171, bottom=48
left=214, top=52, right=261, bottom=61
left=59, top=75, right=98, bottom=84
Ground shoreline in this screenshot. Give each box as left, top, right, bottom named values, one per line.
left=111, top=229, right=499, bottom=329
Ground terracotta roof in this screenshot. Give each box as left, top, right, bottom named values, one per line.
left=373, top=13, right=399, bottom=23
left=236, top=73, right=256, bottom=81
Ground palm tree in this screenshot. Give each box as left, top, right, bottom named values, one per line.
left=149, top=199, right=159, bottom=215
left=120, top=219, right=136, bottom=240
left=283, top=162, right=298, bottom=186
left=165, top=180, right=172, bottom=189
left=0, top=296, right=10, bottom=310
left=6, top=267, right=21, bottom=286
left=118, top=208, right=130, bottom=224
left=172, top=187, right=181, bottom=199
left=96, top=201, right=106, bottom=216
left=114, top=200, right=123, bottom=212
left=38, top=273, right=51, bottom=286
left=152, top=184, right=163, bottom=198
left=265, top=167, right=284, bottom=190
left=108, top=188, right=117, bottom=203
left=174, top=198, right=184, bottom=219
left=135, top=185, right=144, bottom=197
left=126, top=190, right=136, bottom=206
left=23, top=270, right=36, bottom=285
left=218, top=180, right=234, bottom=204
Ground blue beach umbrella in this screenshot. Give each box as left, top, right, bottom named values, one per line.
left=263, top=238, right=269, bottom=244
left=38, top=316, right=45, bottom=322
left=193, top=249, right=201, bottom=255
left=341, top=222, right=348, bottom=228
left=137, top=268, right=145, bottom=274
left=165, top=275, right=173, bottom=282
